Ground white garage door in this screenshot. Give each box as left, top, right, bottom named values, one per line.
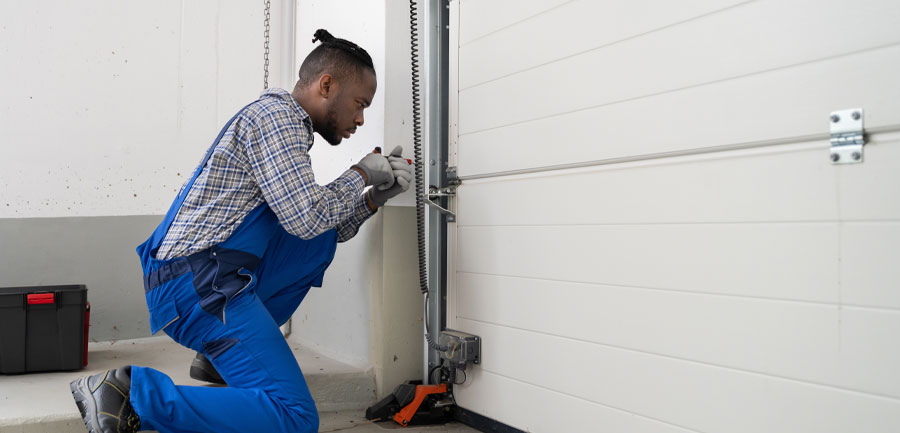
left=446, top=1, right=900, bottom=432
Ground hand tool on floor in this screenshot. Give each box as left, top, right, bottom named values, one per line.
left=365, top=330, right=480, bottom=426
left=365, top=382, right=452, bottom=426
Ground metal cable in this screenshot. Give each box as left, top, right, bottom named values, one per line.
left=424, top=292, right=448, bottom=351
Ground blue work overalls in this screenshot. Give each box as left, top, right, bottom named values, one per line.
left=131, top=107, right=338, bottom=433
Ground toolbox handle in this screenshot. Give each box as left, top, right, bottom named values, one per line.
left=84, top=302, right=91, bottom=367
left=26, top=293, right=55, bottom=305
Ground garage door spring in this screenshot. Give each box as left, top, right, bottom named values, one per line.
left=411, top=0, right=448, bottom=353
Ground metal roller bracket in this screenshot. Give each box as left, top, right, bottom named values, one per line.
left=425, top=186, right=456, bottom=222
left=424, top=166, right=458, bottom=222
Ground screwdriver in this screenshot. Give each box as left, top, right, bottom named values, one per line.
left=373, top=146, right=412, bottom=165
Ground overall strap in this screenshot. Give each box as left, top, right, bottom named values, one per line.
left=144, top=104, right=252, bottom=256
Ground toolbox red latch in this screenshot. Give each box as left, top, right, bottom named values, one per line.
left=27, top=293, right=55, bottom=305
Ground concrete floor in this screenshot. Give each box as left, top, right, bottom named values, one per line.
left=320, top=411, right=479, bottom=433
left=0, top=412, right=479, bottom=433
left=0, top=337, right=477, bottom=433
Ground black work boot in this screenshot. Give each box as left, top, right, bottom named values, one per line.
left=69, top=366, right=141, bottom=433
left=189, top=352, right=226, bottom=385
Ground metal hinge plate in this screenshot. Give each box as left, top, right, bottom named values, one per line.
left=830, top=108, right=865, bottom=164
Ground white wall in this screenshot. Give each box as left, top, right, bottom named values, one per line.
left=296, top=0, right=415, bottom=206
left=288, top=0, right=385, bottom=368
left=0, top=0, right=293, bottom=218
left=0, top=0, right=417, bottom=369
left=289, top=0, right=417, bottom=368
left=0, top=0, right=296, bottom=340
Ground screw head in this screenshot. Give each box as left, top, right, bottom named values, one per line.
left=831, top=153, right=840, bottom=162
left=430, top=159, right=436, bottom=166
left=830, top=114, right=840, bottom=123
left=852, top=111, right=861, bottom=120
left=852, top=151, right=861, bottom=161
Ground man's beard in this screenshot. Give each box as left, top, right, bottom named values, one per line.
left=322, top=108, right=342, bottom=146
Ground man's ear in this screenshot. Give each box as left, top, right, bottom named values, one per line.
left=318, top=74, right=334, bottom=98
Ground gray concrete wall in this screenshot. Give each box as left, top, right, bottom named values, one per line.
left=0, top=216, right=161, bottom=341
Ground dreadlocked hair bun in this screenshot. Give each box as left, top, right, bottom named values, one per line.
left=312, top=29, right=335, bottom=44
left=308, top=28, right=374, bottom=69
left=296, top=28, right=375, bottom=86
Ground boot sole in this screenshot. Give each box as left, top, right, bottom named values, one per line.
left=70, top=376, right=101, bottom=433
left=190, top=364, right=227, bottom=385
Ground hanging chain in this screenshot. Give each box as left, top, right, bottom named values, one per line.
left=263, top=0, right=271, bottom=89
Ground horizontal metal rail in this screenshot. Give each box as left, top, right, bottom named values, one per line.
left=458, top=124, right=900, bottom=181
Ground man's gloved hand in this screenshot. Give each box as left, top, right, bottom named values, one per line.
left=368, top=145, right=413, bottom=207
left=352, top=152, right=394, bottom=188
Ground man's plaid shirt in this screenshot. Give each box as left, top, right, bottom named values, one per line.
left=156, top=88, right=374, bottom=260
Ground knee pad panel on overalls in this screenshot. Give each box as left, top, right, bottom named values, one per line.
left=202, top=338, right=240, bottom=359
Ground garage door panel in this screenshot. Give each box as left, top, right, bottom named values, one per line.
left=840, top=308, right=900, bottom=393
left=458, top=0, right=570, bottom=46
left=449, top=0, right=900, bottom=430
left=459, top=0, right=746, bottom=89
left=456, top=319, right=900, bottom=433
left=458, top=44, right=900, bottom=177
left=458, top=0, right=900, bottom=136
left=455, top=368, right=691, bottom=433
left=456, top=272, right=900, bottom=398
left=842, top=223, right=900, bottom=308
left=839, top=135, right=900, bottom=220
left=457, top=144, right=838, bottom=227
left=457, top=224, right=839, bottom=302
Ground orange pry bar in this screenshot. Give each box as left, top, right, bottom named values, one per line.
left=393, top=383, right=448, bottom=426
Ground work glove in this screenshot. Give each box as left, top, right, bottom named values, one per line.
left=369, top=145, right=413, bottom=207
left=352, top=152, right=394, bottom=188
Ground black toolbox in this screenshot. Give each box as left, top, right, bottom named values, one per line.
left=0, top=285, right=90, bottom=374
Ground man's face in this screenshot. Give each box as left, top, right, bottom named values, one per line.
left=321, top=70, right=376, bottom=145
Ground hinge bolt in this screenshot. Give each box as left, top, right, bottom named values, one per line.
left=831, top=153, right=840, bottom=162
left=830, top=114, right=840, bottom=123
left=852, top=151, right=861, bottom=161
left=852, top=111, right=861, bottom=120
